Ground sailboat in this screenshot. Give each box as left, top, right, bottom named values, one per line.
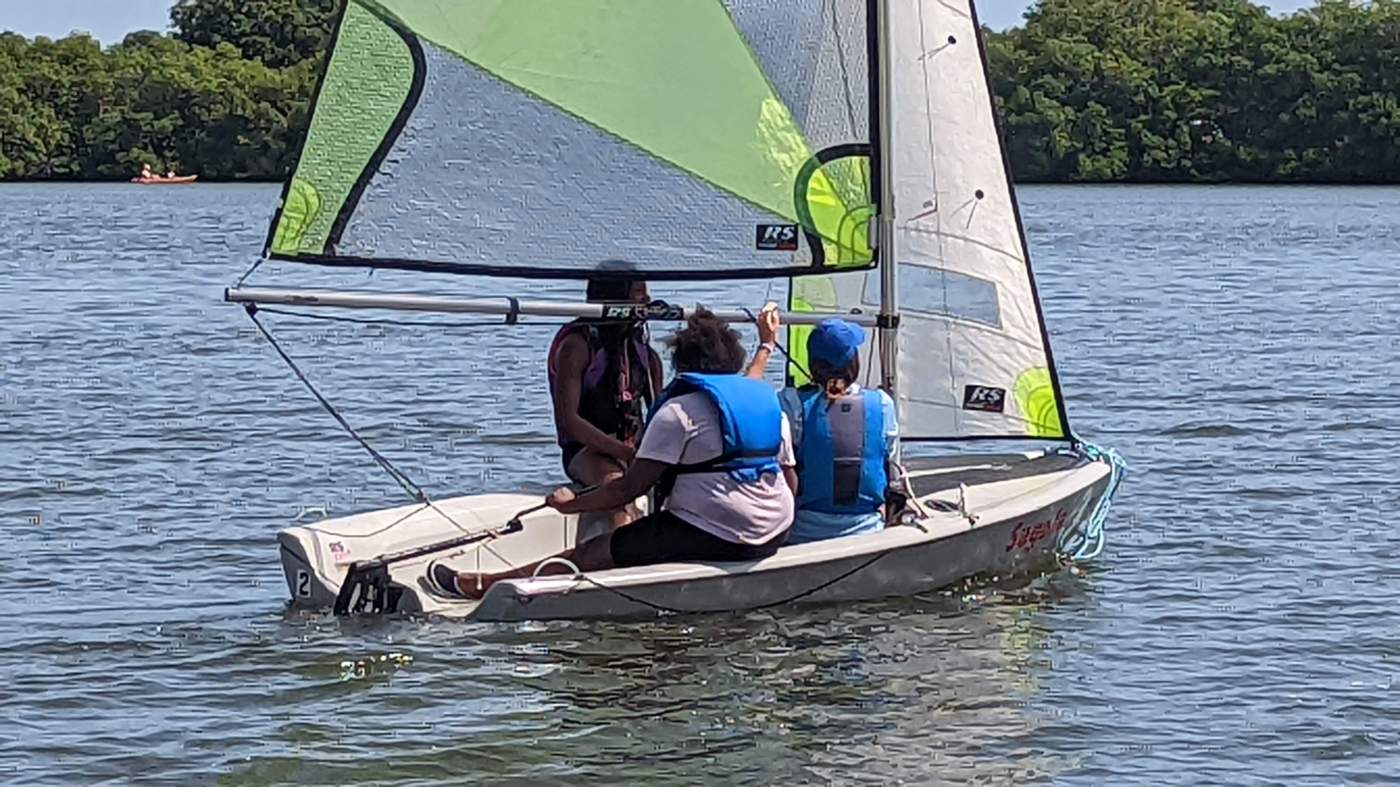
left=226, top=0, right=1125, bottom=620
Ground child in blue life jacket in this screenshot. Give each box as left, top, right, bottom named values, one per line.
left=746, top=306, right=898, bottom=543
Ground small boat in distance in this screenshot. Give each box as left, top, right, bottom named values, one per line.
left=131, top=166, right=198, bottom=185
left=130, top=175, right=199, bottom=185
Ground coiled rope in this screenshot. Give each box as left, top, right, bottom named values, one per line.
left=1054, top=438, right=1128, bottom=561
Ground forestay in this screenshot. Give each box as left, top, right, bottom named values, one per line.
left=265, top=0, right=879, bottom=280
left=790, top=0, right=1071, bottom=442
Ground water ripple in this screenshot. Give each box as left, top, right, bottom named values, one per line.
left=3, top=183, right=1399, bottom=783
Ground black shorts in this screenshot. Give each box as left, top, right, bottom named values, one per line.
left=608, top=510, right=788, bottom=568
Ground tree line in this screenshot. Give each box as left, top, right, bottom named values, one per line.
left=1, top=0, right=1397, bottom=183
left=989, top=0, right=1400, bottom=182
left=0, top=0, right=334, bottom=180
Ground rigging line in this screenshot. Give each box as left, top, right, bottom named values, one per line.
left=245, top=307, right=486, bottom=538
left=235, top=257, right=266, bottom=288
left=303, top=500, right=428, bottom=539
left=243, top=304, right=426, bottom=503
left=568, top=548, right=894, bottom=616
left=741, top=307, right=813, bottom=383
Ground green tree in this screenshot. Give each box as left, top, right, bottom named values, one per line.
left=16, top=33, right=111, bottom=177
left=87, top=35, right=313, bottom=179
left=0, top=36, right=64, bottom=178
left=170, top=0, right=338, bottom=69
left=3, top=0, right=1400, bottom=184
left=990, top=0, right=1400, bottom=182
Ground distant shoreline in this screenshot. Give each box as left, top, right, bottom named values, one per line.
left=4, top=1, right=1398, bottom=187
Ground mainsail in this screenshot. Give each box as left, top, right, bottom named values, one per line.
left=248, top=0, right=1070, bottom=444
left=266, top=0, right=878, bottom=279
left=790, top=0, right=1071, bottom=442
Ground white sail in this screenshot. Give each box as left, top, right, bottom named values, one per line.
left=796, top=0, right=1069, bottom=442
left=887, top=0, right=1068, bottom=440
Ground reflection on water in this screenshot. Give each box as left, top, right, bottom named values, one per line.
left=3, top=183, right=1399, bottom=783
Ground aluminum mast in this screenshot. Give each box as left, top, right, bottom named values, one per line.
left=875, top=0, right=901, bottom=419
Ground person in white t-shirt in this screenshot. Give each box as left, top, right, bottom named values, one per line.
left=428, top=308, right=796, bottom=599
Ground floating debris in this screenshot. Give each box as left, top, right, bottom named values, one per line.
left=339, top=651, right=414, bottom=681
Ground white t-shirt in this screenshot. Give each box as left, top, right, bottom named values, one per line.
left=636, top=392, right=796, bottom=545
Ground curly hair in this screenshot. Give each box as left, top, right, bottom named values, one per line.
left=667, top=307, right=746, bottom=374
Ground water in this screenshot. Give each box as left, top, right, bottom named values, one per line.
left=3, top=183, right=1397, bottom=784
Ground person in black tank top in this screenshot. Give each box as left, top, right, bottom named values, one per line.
left=547, top=278, right=663, bottom=533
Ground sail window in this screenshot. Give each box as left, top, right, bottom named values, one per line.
left=861, top=265, right=1001, bottom=328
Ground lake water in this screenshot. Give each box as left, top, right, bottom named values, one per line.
left=3, top=183, right=1397, bottom=784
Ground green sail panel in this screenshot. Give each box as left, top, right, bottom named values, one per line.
left=267, top=0, right=876, bottom=277
left=367, top=0, right=825, bottom=224
left=270, top=3, right=413, bottom=256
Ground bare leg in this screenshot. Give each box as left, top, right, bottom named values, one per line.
left=453, top=532, right=616, bottom=599
left=566, top=448, right=638, bottom=530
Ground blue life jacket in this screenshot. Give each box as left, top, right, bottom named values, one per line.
left=649, top=373, right=783, bottom=483
left=796, top=387, right=887, bottom=515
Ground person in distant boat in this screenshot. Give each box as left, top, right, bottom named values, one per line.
left=140, top=164, right=154, bottom=179
left=165, top=170, right=177, bottom=179
left=746, top=305, right=898, bottom=543
left=546, top=278, right=663, bottom=533
left=429, top=308, right=797, bottom=599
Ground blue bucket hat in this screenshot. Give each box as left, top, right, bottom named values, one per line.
left=807, top=318, right=865, bottom=367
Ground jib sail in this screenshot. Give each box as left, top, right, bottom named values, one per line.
left=789, top=0, right=1070, bottom=441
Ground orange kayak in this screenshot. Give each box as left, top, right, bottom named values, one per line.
left=131, top=175, right=199, bottom=185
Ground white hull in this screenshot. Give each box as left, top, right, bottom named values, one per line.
left=279, top=451, right=1112, bottom=621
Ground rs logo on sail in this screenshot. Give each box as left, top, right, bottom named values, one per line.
left=755, top=224, right=799, bottom=251
left=963, top=384, right=1007, bottom=413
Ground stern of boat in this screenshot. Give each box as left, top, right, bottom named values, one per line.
left=277, top=494, right=589, bottom=613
